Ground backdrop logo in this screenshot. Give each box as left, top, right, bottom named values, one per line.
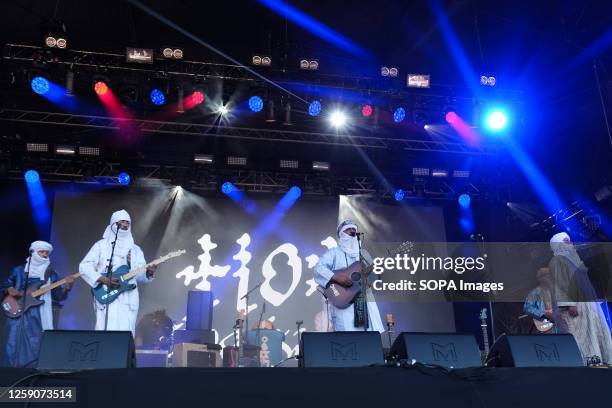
left=69, top=341, right=100, bottom=362
left=331, top=342, right=358, bottom=360
left=534, top=343, right=560, bottom=362
left=431, top=343, right=458, bottom=362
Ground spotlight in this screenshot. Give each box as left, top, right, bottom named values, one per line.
left=308, top=100, right=322, bottom=117
left=453, top=170, right=470, bottom=178
left=94, top=81, right=108, bottom=96
left=458, top=193, right=471, bottom=208
left=55, top=145, right=75, bottom=155
left=329, top=111, right=347, bottom=128
left=299, top=59, right=319, bottom=70
left=393, top=107, right=406, bottom=123
left=162, top=48, right=183, bottom=59
left=191, top=91, right=205, bottom=105
left=381, top=66, right=390, bottom=77
left=312, top=161, right=330, bottom=171
left=31, top=76, right=50, bottom=95
left=221, top=181, right=235, bottom=194
left=218, top=105, right=229, bottom=115
left=117, top=172, right=131, bottom=186
left=485, top=110, right=508, bottom=131
left=381, top=66, right=399, bottom=77
left=194, top=154, right=213, bottom=164
left=445, top=111, right=458, bottom=124
left=394, top=189, right=405, bottom=201
left=150, top=89, right=165, bottom=106
left=45, top=36, right=57, bottom=48
left=252, top=55, right=272, bottom=66
left=480, top=75, right=496, bottom=86
left=412, top=168, right=429, bottom=176
left=280, top=160, right=299, bottom=169
left=431, top=169, right=448, bottom=177
left=361, top=104, right=373, bottom=117
left=79, top=146, right=100, bottom=156
left=44, top=36, right=67, bottom=49
left=227, top=156, right=247, bottom=166
left=423, top=124, right=430, bottom=130
left=24, top=170, right=40, bottom=184
left=26, top=143, right=49, bottom=153
left=249, top=96, right=264, bottom=112
left=56, top=38, right=67, bottom=49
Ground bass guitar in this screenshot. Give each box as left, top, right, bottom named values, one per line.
left=479, top=308, right=490, bottom=363
left=92, top=250, right=185, bottom=304
left=2, top=273, right=81, bottom=318
left=323, top=241, right=413, bottom=309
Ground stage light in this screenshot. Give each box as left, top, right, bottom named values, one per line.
left=191, top=91, right=205, bottom=105
left=299, top=59, right=319, bottom=70
left=252, top=55, right=272, bottom=66
left=287, top=186, right=302, bottom=199
left=481, top=75, right=496, bottom=86
left=79, top=146, right=100, bottom=156
left=31, top=76, right=50, bottom=95
left=458, top=193, right=471, bottom=208
left=249, top=96, right=264, bottom=112
left=280, top=160, right=299, bottom=169
left=486, top=110, right=508, bottom=131
left=227, top=156, right=247, bottom=166
left=480, top=76, right=488, bottom=86
left=488, top=76, right=496, bottom=86
left=45, top=37, right=57, bottom=47
left=117, top=172, right=131, bottom=186
left=194, top=154, right=213, bottom=164
left=423, top=124, right=430, bottom=130
left=445, top=111, right=458, bottom=124
left=94, top=81, right=108, bottom=96
left=218, top=105, right=229, bottom=115
left=393, top=107, right=406, bottom=123
left=162, top=48, right=183, bottom=59
left=24, top=170, right=40, bottom=184
left=361, top=104, right=373, bottom=117
left=55, top=145, right=75, bottom=155
left=453, top=170, right=470, bottom=178
left=56, top=38, right=67, bottom=49
left=26, top=143, right=49, bottom=153
left=312, top=161, right=330, bottom=171
left=431, top=169, right=448, bottom=177
left=412, top=168, right=429, bottom=176
left=150, top=89, right=165, bottom=106
left=221, top=181, right=235, bottom=195
left=389, top=67, right=399, bottom=77
left=330, top=111, right=347, bottom=128
left=308, top=100, right=322, bottom=117
left=394, top=189, right=405, bottom=201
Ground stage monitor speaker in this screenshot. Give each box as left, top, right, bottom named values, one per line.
left=186, top=290, right=213, bottom=331
left=37, top=330, right=135, bottom=370
left=486, top=334, right=583, bottom=367
left=389, top=332, right=482, bottom=368
left=300, top=331, right=384, bottom=368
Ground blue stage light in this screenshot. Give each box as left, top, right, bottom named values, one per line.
left=118, top=172, right=131, bottom=186
left=308, top=100, right=322, bottom=116
left=458, top=193, right=471, bottom=208
left=221, top=181, right=234, bottom=195
left=287, top=186, right=302, bottom=199
left=394, top=189, right=405, bottom=201
left=150, top=89, right=165, bottom=106
left=24, top=170, right=40, bottom=184
left=31, top=77, right=50, bottom=95
left=485, top=110, right=508, bottom=131
left=248, top=96, right=264, bottom=112
left=393, top=107, right=406, bottom=123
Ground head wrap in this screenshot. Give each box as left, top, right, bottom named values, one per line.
left=550, top=232, right=583, bottom=267
left=25, top=240, right=53, bottom=279
left=103, top=209, right=135, bottom=258
left=337, top=219, right=359, bottom=257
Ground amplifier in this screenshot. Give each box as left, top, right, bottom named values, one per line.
left=136, top=349, right=168, bottom=367
left=172, top=342, right=222, bottom=367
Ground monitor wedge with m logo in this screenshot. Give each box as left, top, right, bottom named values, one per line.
left=390, top=333, right=482, bottom=368
left=300, top=332, right=383, bottom=367
left=486, top=335, right=582, bottom=367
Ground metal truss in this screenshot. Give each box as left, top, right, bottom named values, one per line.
left=0, top=108, right=497, bottom=154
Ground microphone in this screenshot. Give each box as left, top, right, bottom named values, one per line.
left=355, top=232, right=365, bottom=237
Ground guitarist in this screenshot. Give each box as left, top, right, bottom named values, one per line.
left=79, top=210, right=156, bottom=336
left=314, top=220, right=384, bottom=333
left=523, top=267, right=557, bottom=334
left=1, top=241, right=74, bottom=367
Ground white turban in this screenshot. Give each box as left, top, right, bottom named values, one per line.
left=26, top=240, right=54, bottom=330
left=103, top=209, right=134, bottom=258
left=337, top=219, right=359, bottom=256
left=550, top=232, right=583, bottom=267
left=29, top=240, right=53, bottom=254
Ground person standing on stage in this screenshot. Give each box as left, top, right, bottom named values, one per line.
left=1, top=241, right=73, bottom=367
left=523, top=267, right=557, bottom=333
left=79, top=209, right=156, bottom=336
left=314, top=220, right=384, bottom=332
left=549, top=232, right=612, bottom=364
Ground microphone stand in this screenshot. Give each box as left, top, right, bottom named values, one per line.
left=255, top=301, right=266, bottom=366
left=357, top=234, right=369, bottom=332
left=239, top=281, right=263, bottom=365
left=15, top=252, right=32, bottom=367
left=474, top=234, right=496, bottom=341
left=103, top=223, right=120, bottom=332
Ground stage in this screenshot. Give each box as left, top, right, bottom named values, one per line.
left=0, top=366, right=610, bottom=407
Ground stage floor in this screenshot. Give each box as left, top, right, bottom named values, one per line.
left=0, top=366, right=611, bottom=407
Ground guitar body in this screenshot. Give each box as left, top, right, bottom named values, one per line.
left=533, top=318, right=554, bottom=333
left=1, top=280, right=46, bottom=318
left=323, top=261, right=363, bottom=309
left=91, top=265, right=137, bottom=304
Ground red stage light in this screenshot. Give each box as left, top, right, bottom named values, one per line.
left=94, top=81, right=108, bottom=96
left=191, top=91, right=205, bottom=105
left=361, top=104, right=373, bottom=117
left=445, top=111, right=458, bottom=124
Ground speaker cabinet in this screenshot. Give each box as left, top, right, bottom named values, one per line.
left=389, top=332, right=482, bottom=368
left=300, top=331, right=384, bottom=368
left=486, top=334, right=583, bottom=367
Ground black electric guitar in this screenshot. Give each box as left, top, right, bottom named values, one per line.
left=323, top=241, right=413, bottom=309
left=479, top=308, right=490, bottom=363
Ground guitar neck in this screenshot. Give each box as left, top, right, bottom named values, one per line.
left=481, top=322, right=490, bottom=355
left=31, top=273, right=81, bottom=297
left=122, top=261, right=155, bottom=281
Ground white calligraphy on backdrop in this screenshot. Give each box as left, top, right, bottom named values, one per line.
left=175, top=232, right=337, bottom=358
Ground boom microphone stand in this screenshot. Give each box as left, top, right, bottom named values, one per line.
left=357, top=233, right=369, bottom=332
left=472, top=233, right=496, bottom=340
left=103, top=223, right=120, bottom=331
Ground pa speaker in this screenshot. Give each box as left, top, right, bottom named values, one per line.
left=37, top=330, right=135, bottom=370
left=300, top=331, right=384, bottom=368
left=486, top=334, right=583, bottom=367
left=389, top=332, right=482, bottom=368
left=186, top=290, right=214, bottom=331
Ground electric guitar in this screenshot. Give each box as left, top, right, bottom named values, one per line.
left=479, top=308, right=490, bottom=363
left=2, top=273, right=81, bottom=318
left=92, top=250, right=185, bottom=304
left=323, top=241, right=413, bottom=309
left=533, top=313, right=555, bottom=333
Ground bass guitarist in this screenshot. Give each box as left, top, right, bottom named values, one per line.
left=1, top=241, right=74, bottom=367
left=314, top=220, right=384, bottom=332
left=79, top=210, right=156, bottom=336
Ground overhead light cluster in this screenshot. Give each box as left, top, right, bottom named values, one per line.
left=480, top=75, right=496, bottom=86
left=381, top=66, right=399, bottom=77
left=45, top=36, right=67, bottom=49
left=162, top=47, right=184, bottom=59
left=252, top=55, right=272, bottom=67
left=299, top=59, right=319, bottom=71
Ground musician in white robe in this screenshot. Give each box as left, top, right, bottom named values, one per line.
left=79, top=209, right=156, bottom=336
left=314, top=220, right=384, bottom=333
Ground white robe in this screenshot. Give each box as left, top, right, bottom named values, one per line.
left=314, top=247, right=384, bottom=333
left=79, top=239, right=152, bottom=336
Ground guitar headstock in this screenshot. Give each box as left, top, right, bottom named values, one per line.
left=156, top=249, right=186, bottom=263
left=479, top=308, right=488, bottom=321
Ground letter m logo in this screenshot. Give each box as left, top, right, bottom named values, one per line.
left=331, top=342, right=358, bottom=361
left=534, top=343, right=560, bottom=362
left=431, top=343, right=458, bottom=362
left=69, top=341, right=100, bottom=362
